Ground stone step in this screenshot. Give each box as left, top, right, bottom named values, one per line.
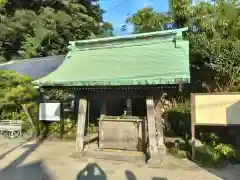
left=71, top=148, right=147, bottom=163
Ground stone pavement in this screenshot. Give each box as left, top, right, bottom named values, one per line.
left=0, top=138, right=239, bottom=180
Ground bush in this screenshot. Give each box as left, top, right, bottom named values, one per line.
left=200, top=132, right=219, bottom=147
left=234, top=149, right=240, bottom=162
left=165, top=101, right=238, bottom=166
left=195, top=145, right=225, bottom=167
left=194, top=144, right=236, bottom=167
left=165, top=102, right=191, bottom=139
left=167, top=147, right=189, bottom=159
left=49, top=118, right=75, bottom=134
left=215, top=143, right=235, bottom=160
left=38, top=119, right=98, bottom=140
left=167, top=140, right=232, bottom=166
left=0, top=105, right=31, bottom=133
left=88, top=123, right=98, bottom=134
left=199, top=132, right=235, bottom=161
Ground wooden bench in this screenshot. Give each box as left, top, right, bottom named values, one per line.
left=0, top=120, right=22, bottom=138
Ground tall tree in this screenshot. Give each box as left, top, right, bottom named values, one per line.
left=0, top=0, right=113, bottom=61
left=0, top=70, right=39, bottom=136
left=122, top=6, right=171, bottom=33
left=168, top=0, right=192, bottom=28
left=189, top=1, right=240, bottom=92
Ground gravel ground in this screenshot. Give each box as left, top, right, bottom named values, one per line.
left=0, top=138, right=239, bottom=180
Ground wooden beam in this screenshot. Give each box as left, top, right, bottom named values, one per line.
left=146, top=96, right=158, bottom=159
left=76, top=98, right=88, bottom=152
left=80, top=91, right=146, bottom=100
left=43, top=84, right=178, bottom=92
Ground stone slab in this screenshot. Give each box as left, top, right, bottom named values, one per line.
left=71, top=148, right=147, bottom=163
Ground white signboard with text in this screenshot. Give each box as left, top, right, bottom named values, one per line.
left=39, top=103, right=61, bottom=121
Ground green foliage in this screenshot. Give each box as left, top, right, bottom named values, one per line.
left=88, top=123, right=98, bottom=134
left=187, top=2, right=240, bottom=91
left=191, top=142, right=234, bottom=167
left=166, top=140, right=189, bottom=159
left=122, top=6, right=172, bottom=33
left=165, top=102, right=191, bottom=139
left=0, top=108, right=30, bottom=132
left=0, top=0, right=113, bottom=61
left=215, top=143, right=234, bottom=160
left=200, top=132, right=219, bottom=147
left=167, top=137, right=234, bottom=166
left=0, top=70, right=38, bottom=104
left=49, top=118, right=75, bottom=134
left=199, top=132, right=235, bottom=160
left=194, top=145, right=225, bottom=166
left=234, top=149, right=240, bottom=162
left=42, top=120, right=97, bottom=140
left=169, top=0, right=192, bottom=28
left=0, top=70, right=39, bottom=134
left=166, top=101, right=237, bottom=166
left=48, top=121, right=97, bottom=134
left=188, top=0, right=240, bottom=91
left=189, top=33, right=240, bottom=92
left=42, top=89, right=74, bottom=101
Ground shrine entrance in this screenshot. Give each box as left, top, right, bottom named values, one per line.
left=83, top=96, right=148, bottom=155
left=32, top=27, right=190, bottom=162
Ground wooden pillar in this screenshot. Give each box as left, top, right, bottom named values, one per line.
left=236, top=133, right=240, bottom=149
left=60, top=119, right=64, bottom=139
left=60, top=103, right=64, bottom=139
left=126, top=98, right=132, bottom=115
left=76, top=98, right=88, bottom=152
left=100, top=101, right=107, bottom=115
left=146, top=96, right=158, bottom=159
left=191, top=93, right=196, bottom=160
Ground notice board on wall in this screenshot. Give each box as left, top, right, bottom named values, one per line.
left=191, top=93, right=240, bottom=126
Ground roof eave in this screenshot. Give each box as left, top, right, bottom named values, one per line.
left=31, top=77, right=190, bottom=87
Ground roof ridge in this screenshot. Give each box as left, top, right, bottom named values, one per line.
left=70, top=27, right=188, bottom=46
left=74, top=38, right=177, bottom=52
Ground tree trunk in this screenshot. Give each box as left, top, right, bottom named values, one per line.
left=21, top=104, right=36, bottom=138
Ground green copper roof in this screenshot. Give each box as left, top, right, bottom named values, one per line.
left=33, top=28, right=190, bottom=86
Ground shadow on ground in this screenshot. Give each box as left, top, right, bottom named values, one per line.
left=76, top=163, right=106, bottom=180
left=125, top=170, right=167, bottom=180
left=0, top=137, right=33, bottom=160
left=0, top=124, right=53, bottom=180
left=76, top=164, right=167, bottom=180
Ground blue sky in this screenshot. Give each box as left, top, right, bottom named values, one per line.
left=99, top=0, right=169, bottom=35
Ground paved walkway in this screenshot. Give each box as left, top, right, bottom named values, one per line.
left=0, top=138, right=239, bottom=180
